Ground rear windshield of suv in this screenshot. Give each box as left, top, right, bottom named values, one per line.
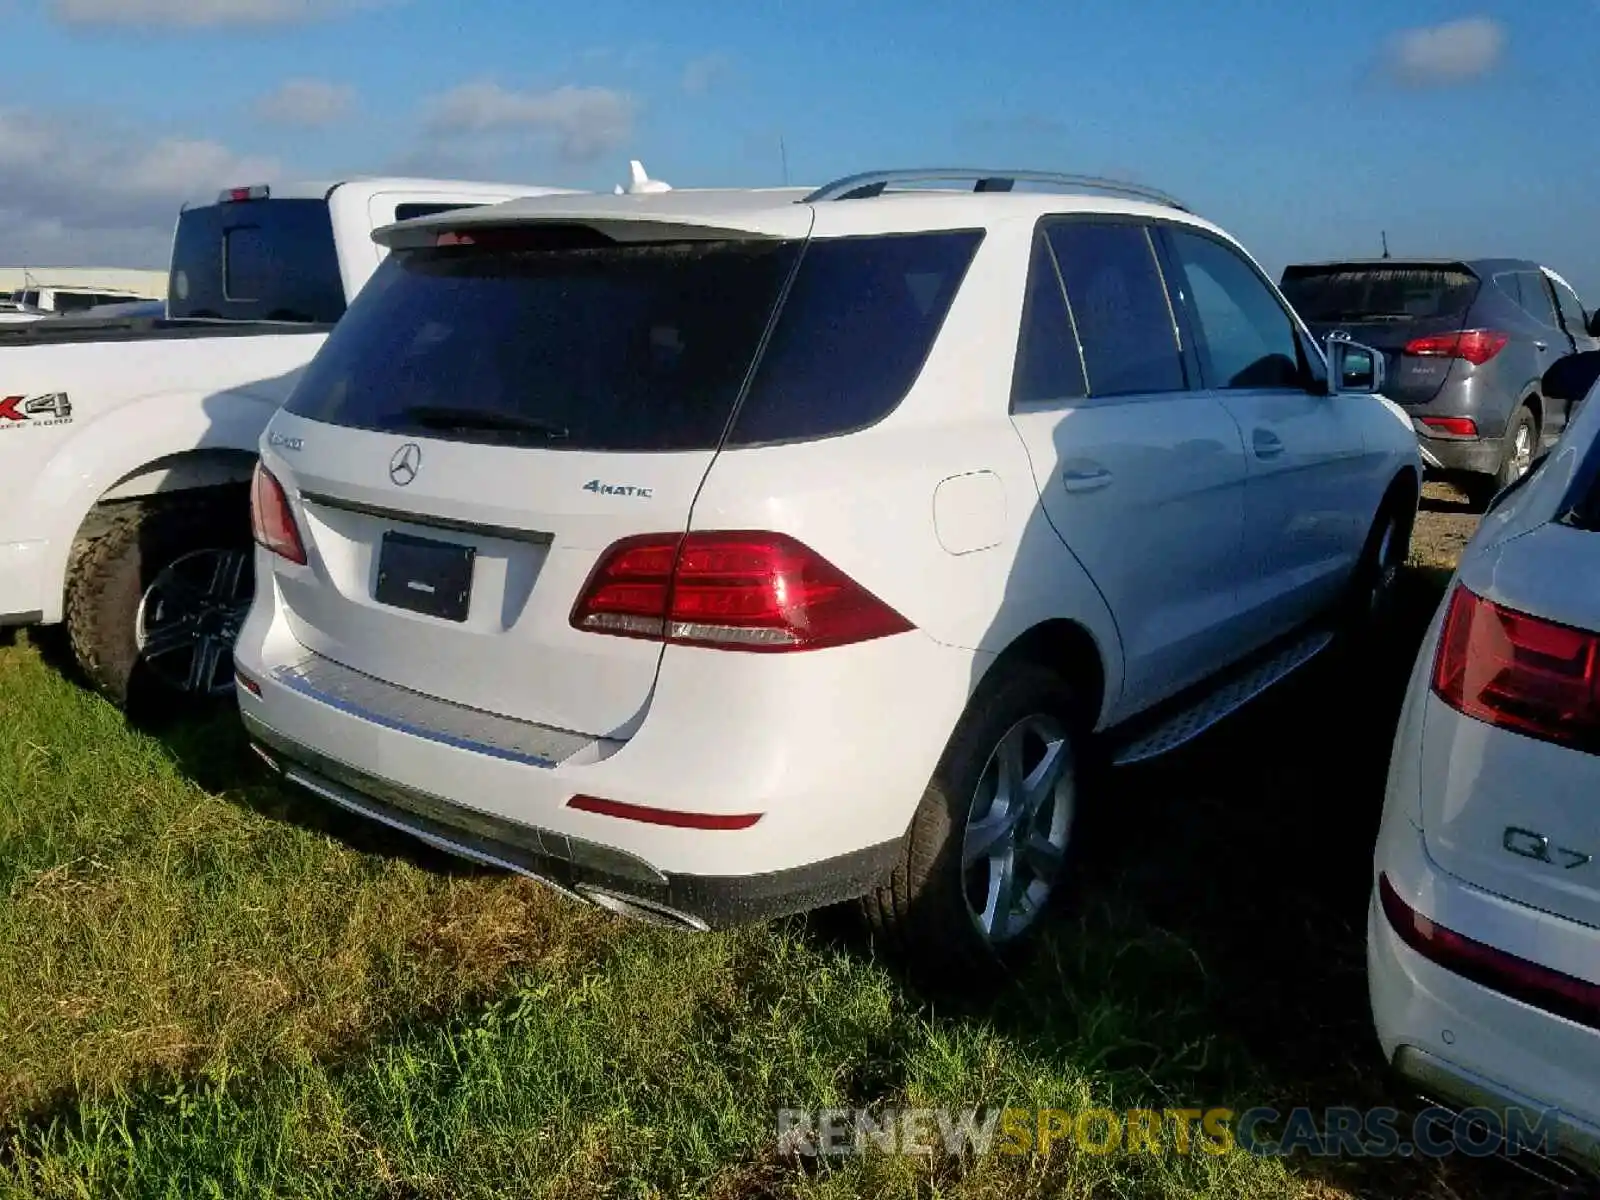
left=1279, top=264, right=1479, bottom=323
left=168, top=198, right=346, bottom=323
left=284, top=229, right=983, bottom=452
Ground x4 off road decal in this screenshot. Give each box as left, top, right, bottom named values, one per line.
left=0, top=393, right=73, bottom=429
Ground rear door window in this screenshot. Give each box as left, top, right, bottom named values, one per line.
left=727, top=230, right=982, bottom=443
left=1046, top=221, right=1186, bottom=397
left=1517, top=270, right=1561, bottom=327
left=1551, top=276, right=1589, bottom=337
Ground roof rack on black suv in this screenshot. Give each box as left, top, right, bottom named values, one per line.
left=801, top=168, right=1189, bottom=211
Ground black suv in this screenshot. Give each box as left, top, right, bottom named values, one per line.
left=1281, top=258, right=1600, bottom=506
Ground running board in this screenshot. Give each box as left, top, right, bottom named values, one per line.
left=1110, top=630, right=1334, bottom=767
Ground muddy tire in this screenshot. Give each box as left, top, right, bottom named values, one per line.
left=1466, top=404, right=1538, bottom=510
left=65, top=488, right=253, bottom=714
left=862, top=664, right=1085, bottom=988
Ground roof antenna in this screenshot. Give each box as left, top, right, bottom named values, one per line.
left=779, top=135, right=789, bottom=186
left=1381, top=230, right=1391, bottom=260
left=615, top=159, right=672, bottom=195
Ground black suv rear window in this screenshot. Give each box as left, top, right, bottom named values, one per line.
left=285, top=230, right=983, bottom=452
left=1280, top=265, right=1479, bottom=323
left=168, top=198, right=346, bottom=323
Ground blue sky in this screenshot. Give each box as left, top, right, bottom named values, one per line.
left=2, top=0, right=1597, bottom=294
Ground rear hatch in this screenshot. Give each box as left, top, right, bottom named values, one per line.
left=1421, top=521, right=1600, bottom=930
left=265, top=218, right=810, bottom=737
left=1280, top=262, right=1480, bottom=404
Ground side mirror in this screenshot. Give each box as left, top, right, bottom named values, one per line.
left=1326, top=333, right=1386, bottom=395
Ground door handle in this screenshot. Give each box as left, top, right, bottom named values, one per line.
left=1252, top=429, right=1285, bottom=459
left=1061, top=464, right=1113, bottom=493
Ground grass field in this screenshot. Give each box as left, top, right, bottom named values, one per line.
left=0, top=501, right=1562, bottom=1198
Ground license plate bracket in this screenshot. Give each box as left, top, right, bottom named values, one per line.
left=374, top=531, right=475, bottom=622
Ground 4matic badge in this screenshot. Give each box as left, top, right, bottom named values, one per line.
left=0, top=392, right=72, bottom=429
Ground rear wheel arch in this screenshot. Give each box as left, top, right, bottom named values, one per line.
left=984, top=618, right=1107, bottom=732
left=1521, top=391, right=1543, bottom=435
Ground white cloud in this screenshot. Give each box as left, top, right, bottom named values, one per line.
left=425, top=82, right=635, bottom=164
left=0, top=106, right=279, bottom=267
left=255, top=78, right=355, bottom=127
left=49, top=0, right=370, bottom=28
left=1382, top=16, right=1506, bottom=87
left=682, top=54, right=730, bottom=96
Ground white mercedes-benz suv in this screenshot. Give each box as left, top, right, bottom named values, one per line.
left=235, top=168, right=1421, bottom=978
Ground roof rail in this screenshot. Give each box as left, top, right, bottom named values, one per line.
left=801, top=168, right=1188, bottom=211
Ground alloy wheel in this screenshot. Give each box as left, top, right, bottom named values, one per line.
left=134, top=547, right=253, bottom=696
left=961, top=713, right=1075, bottom=945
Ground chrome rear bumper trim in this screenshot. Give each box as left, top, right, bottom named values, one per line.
left=273, top=652, right=604, bottom=768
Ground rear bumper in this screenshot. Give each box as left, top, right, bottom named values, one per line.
left=1414, top=430, right=1503, bottom=476
left=233, top=551, right=981, bottom=921
left=243, top=712, right=899, bottom=929
left=1368, top=824, right=1600, bottom=1171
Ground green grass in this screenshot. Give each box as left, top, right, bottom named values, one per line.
left=0, top=564, right=1561, bottom=1197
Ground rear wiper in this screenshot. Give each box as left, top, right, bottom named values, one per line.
left=399, top=405, right=570, bottom=441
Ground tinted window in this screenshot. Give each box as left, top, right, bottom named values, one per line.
left=1492, top=271, right=1523, bottom=309
left=395, top=202, right=486, bottom=222
left=1047, top=222, right=1184, bottom=396
left=1010, top=233, right=1087, bottom=404
left=1168, top=229, right=1303, bottom=390
left=1280, top=265, right=1479, bottom=322
left=169, top=198, right=345, bottom=323
left=1519, top=271, right=1560, bottom=326
left=727, top=231, right=982, bottom=444
left=287, top=238, right=800, bottom=452
left=1552, top=276, right=1588, bottom=335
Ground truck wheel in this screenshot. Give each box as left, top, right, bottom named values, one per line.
left=862, top=664, right=1084, bottom=987
left=1466, top=404, right=1537, bottom=509
left=66, top=490, right=253, bottom=713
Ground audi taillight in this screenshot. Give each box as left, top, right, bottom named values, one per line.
left=1403, top=329, right=1509, bottom=366
left=250, top=462, right=307, bottom=565
left=570, top=531, right=914, bottom=652
left=1431, top=583, right=1600, bottom=754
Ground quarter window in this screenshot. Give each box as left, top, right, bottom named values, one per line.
left=1167, top=228, right=1304, bottom=390
left=1047, top=222, right=1185, bottom=397
left=1551, top=277, right=1588, bottom=337
left=1011, top=233, right=1087, bottom=405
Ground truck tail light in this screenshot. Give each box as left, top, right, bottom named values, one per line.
left=1430, top=583, right=1600, bottom=754
left=570, top=531, right=914, bottom=652
left=250, top=462, right=307, bottom=565
left=1403, top=329, right=1509, bottom=366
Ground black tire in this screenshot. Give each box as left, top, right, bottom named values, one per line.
left=862, top=663, right=1086, bottom=987
left=1465, top=403, right=1537, bottom=510
left=65, top=487, right=253, bottom=715
left=1341, top=486, right=1415, bottom=643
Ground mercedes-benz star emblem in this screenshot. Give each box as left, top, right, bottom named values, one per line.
left=389, top=442, right=422, bottom=487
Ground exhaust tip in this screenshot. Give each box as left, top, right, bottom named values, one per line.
left=577, top=886, right=708, bottom=932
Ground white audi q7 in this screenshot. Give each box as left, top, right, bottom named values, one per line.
left=234, top=169, right=1422, bottom=980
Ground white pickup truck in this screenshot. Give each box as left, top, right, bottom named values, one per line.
left=0, top=175, right=569, bottom=710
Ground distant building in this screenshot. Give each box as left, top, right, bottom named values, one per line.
left=0, top=267, right=166, bottom=299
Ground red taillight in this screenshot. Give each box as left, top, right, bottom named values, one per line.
left=570, top=531, right=914, bottom=652
left=567, top=794, right=762, bottom=830
left=1418, top=416, right=1479, bottom=437
left=250, top=462, right=307, bottom=565
left=1403, top=329, right=1509, bottom=366
left=1379, top=873, right=1600, bottom=1032
left=1430, top=584, right=1600, bottom=753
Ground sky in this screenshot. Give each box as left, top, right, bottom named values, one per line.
left=1, top=1, right=1597, bottom=293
